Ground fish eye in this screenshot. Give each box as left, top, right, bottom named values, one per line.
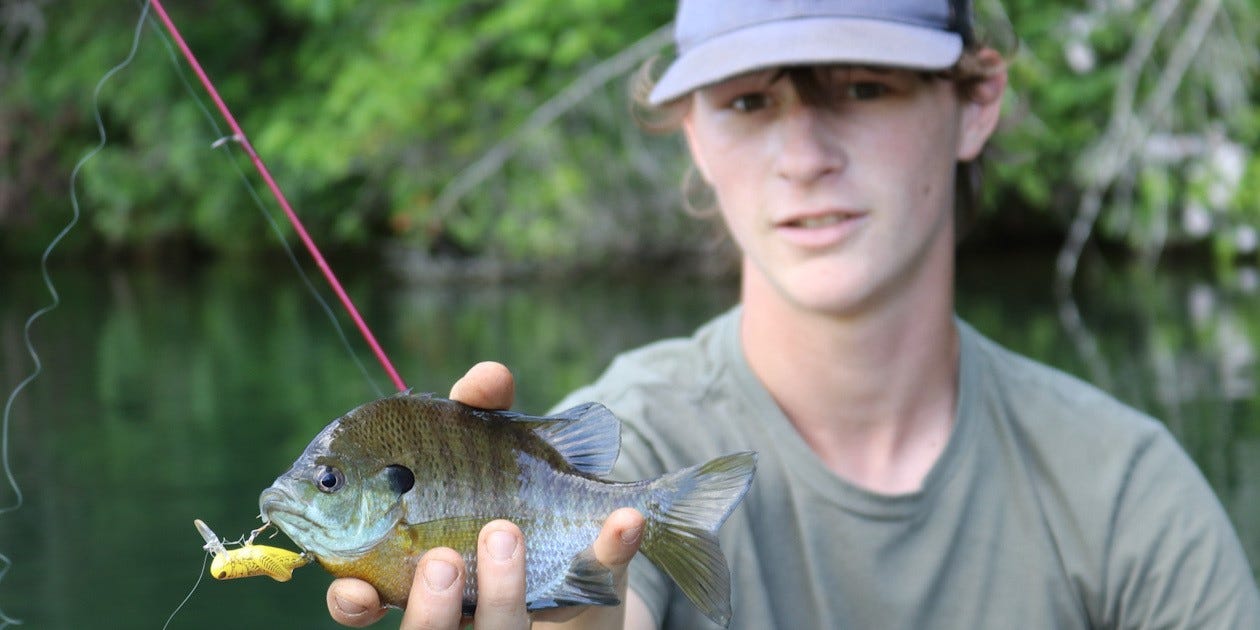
left=315, top=466, right=345, bottom=493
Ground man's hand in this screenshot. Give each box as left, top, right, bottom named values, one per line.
left=325, top=362, right=646, bottom=630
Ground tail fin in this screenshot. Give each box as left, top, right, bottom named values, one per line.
left=639, top=451, right=757, bottom=628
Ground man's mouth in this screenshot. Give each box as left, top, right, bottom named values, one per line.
left=787, top=214, right=847, bottom=229
left=772, top=209, right=867, bottom=248
left=777, top=209, right=864, bottom=229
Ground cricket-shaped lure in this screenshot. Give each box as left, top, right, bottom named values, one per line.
left=194, top=519, right=310, bottom=582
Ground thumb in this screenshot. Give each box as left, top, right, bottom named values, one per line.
left=448, top=361, right=515, bottom=410
left=593, top=507, right=646, bottom=578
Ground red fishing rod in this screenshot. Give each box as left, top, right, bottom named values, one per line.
left=147, top=0, right=407, bottom=393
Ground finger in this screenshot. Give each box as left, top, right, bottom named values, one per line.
left=591, top=507, right=646, bottom=576
left=400, top=547, right=467, bottom=630
left=327, top=577, right=389, bottom=627
left=472, top=520, right=529, bottom=630
left=449, top=361, right=515, bottom=410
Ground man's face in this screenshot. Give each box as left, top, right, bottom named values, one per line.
left=683, top=65, right=997, bottom=318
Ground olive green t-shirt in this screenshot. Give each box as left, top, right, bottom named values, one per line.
left=553, top=308, right=1260, bottom=629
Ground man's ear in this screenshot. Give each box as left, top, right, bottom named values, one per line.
left=957, top=48, right=1007, bottom=162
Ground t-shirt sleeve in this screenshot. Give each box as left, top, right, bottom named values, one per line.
left=1101, top=426, right=1260, bottom=628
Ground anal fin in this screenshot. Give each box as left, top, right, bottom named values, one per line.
left=526, top=548, right=620, bottom=611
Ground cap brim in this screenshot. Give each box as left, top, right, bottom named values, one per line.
left=649, top=18, right=964, bottom=105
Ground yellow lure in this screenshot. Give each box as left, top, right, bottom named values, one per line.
left=194, top=519, right=310, bottom=582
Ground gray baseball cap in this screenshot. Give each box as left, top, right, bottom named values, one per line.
left=649, top=0, right=972, bottom=104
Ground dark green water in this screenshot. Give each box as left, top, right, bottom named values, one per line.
left=0, top=253, right=1256, bottom=628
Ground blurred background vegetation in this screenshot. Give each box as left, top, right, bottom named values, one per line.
left=0, top=0, right=1257, bottom=272
left=2, top=5, right=1260, bottom=620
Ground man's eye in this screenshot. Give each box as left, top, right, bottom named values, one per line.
left=846, top=82, right=888, bottom=100
left=729, top=93, right=771, bottom=112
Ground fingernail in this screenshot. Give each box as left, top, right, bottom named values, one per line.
left=423, top=559, right=458, bottom=591
left=488, top=529, right=519, bottom=562
left=620, top=525, right=643, bottom=546
left=334, top=594, right=368, bottom=616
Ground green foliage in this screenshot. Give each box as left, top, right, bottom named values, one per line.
left=995, top=0, right=1260, bottom=259
left=1, top=1, right=1257, bottom=265
left=0, top=0, right=676, bottom=261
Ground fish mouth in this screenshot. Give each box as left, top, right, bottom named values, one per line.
left=259, top=487, right=314, bottom=536
left=257, top=485, right=375, bottom=559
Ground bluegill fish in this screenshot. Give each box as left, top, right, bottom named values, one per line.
left=259, top=391, right=756, bottom=626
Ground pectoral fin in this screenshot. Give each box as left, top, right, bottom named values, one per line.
left=402, top=516, right=487, bottom=553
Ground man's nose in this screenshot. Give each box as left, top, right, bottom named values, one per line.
left=774, top=104, right=847, bottom=185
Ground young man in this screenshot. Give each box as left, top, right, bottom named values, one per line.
left=328, top=1, right=1260, bottom=628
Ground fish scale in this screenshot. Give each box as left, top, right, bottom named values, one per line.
left=260, top=391, right=756, bottom=627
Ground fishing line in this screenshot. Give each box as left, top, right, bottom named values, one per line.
left=160, top=552, right=209, bottom=630
left=0, top=4, right=156, bottom=628
left=146, top=0, right=408, bottom=393
left=141, top=9, right=384, bottom=398
left=140, top=0, right=405, bottom=623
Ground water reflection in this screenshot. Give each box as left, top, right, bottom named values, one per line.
left=0, top=253, right=1254, bottom=628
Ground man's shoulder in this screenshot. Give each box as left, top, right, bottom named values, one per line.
left=963, top=324, right=1234, bottom=553
left=959, top=321, right=1186, bottom=517
left=963, top=321, right=1162, bottom=442
left=960, top=323, right=1260, bottom=626
left=560, top=309, right=738, bottom=409
left=551, top=308, right=761, bottom=468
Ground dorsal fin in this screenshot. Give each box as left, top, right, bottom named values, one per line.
left=460, top=399, right=621, bottom=476
left=479, top=402, right=620, bottom=476
left=530, top=402, right=621, bottom=476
